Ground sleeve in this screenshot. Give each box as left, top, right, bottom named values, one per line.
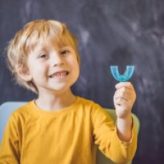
left=91, top=105, right=137, bottom=163
left=0, top=114, right=21, bottom=164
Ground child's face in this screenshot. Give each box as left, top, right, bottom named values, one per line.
left=23, top=38, right=80, bottom=94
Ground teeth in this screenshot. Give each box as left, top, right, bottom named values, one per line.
left=50, top=71, right=69, bottom=78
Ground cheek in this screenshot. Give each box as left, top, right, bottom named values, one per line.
left=69, top=58, right=79, bottom=76
left=29, top=63, right=47, bottom=77
left=74, top=62, right=80, bottom=78
left=72, top=57, right=79, bottom=68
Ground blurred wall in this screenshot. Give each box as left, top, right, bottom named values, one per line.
left=1, top=0, right=164, bottom=163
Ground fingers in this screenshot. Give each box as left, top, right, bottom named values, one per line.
left=114, top=93, right=129, bottom=107
left=115, top=82, right=136, bottom=100
left=115, top=82, right=134, bottom=90
left=114, top=82, right=136, bottom=109
left=114, top=97, right=128, bottom=108
left=114, top=87, right=132, bottom=101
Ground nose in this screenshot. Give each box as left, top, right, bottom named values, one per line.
left=50, top=52, right=64, bottom=67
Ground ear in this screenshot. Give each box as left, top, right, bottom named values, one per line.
left=16, top=65, right=32, bottom=81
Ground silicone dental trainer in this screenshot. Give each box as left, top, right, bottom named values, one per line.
left=110, top=65, right=135, bottom=82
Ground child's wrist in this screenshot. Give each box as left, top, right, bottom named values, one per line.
left=116, top=114, right=133, bottom=141
left=118, top=112, right=132, bottom=119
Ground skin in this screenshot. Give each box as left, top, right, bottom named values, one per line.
left=18, top=38, right=80, bottom=111
left=18, top=37, right=136, bottom=142
left=114, top=82, right=136, bottom=141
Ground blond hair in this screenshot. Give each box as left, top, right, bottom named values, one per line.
left=7, top=19, right=80, bottom=93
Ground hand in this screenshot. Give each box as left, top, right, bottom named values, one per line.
left=113, top=82, right=136, bottom=118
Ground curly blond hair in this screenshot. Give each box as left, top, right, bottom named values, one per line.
left=7, top=19, right=80, bottom=93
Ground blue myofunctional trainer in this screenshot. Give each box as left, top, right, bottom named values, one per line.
left=110, top=65, right=135, bottom=82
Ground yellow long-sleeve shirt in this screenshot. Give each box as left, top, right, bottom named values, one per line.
left=0, top=97, right=137, bottom=164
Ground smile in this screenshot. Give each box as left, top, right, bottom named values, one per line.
left=49, top=71, right=69, bottom=79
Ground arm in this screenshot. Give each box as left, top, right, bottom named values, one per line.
left=92, top=82, right=137, bottom=163
left=114, top=82, right=136, bottom=142
left=0, top=114, right=20, bottom=163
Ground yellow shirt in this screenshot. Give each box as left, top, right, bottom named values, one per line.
left=0, top=97, right=137, bottom=164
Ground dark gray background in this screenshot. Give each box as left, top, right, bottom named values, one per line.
left=1, top=0, right=164, bottom=163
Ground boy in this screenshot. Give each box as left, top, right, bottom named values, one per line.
left=0, top=19, right=137, bottom=164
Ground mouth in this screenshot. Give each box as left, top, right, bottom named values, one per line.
left=49, top=71, right=69, bottom=79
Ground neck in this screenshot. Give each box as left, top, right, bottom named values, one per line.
left=35, top=89, right=76, bottom=111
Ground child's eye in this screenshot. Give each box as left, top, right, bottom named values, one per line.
left=60, top=49, right=70, bottom=56
left=38, top=53, right=48, bottom=59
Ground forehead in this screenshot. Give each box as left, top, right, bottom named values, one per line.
left=32, top=39, right=75, bottom=54
left=31, top=35, right=72, bottom=51
left=27, top=32, right=74, bottom=53
left=22, top=21, right=76, bottom=54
